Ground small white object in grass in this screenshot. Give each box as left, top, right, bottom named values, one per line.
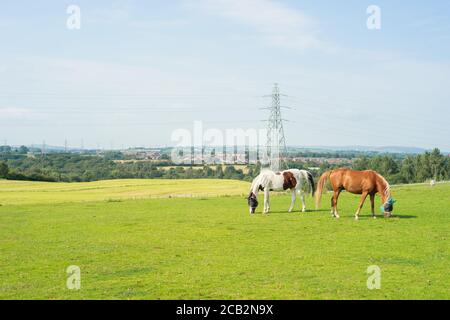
left=430, top=180, right=436, bottom=187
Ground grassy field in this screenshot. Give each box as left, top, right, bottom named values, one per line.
left=0, top=179, right=449, bottom=299
left=0, top=179, right=250, bottom=205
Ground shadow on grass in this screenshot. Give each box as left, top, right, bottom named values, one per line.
left=353, top=214, right=418, bottom=219
left=248, top=211, right=417, bottom=219
left=251, top=209, right=326, bottom=215
left=392, top=214, right=417, bottom=219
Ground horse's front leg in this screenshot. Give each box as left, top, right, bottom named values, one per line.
left=370, top=194, right=376, bottom=219
left=355, top=192, right=369, bottom=220
left=263, top=189, right=270, bottom=214
left=288, top=190, right=296, bottom=212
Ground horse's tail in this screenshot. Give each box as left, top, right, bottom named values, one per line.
left=300, top=170, right=315, bottom=197
left=315, top=170, right=332, bottom=208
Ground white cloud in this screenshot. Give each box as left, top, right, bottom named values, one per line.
left=0, top=107, right=33, bottom=119
left=202, top=0, right=310, bottom=29
left=129, top=18, right=190, bottom=29
left=190, top=0, right=322, bottom=50
left=87, top=5, right=188, bottom=30
left=86, top=7, right=131, bottom=24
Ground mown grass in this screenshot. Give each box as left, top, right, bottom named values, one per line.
left=0, top=179, right=250, bottom=205
left=0, top=180, right=448, bottom=299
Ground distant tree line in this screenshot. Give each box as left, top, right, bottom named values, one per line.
left=0, top=145, right=29, bottom=153
left=350, top=148, right=449, bottom=184
left=0, top=153, right=252, bottom=182
left=0, top=148, right=448, bottom=184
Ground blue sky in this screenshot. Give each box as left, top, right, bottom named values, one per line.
left=0, top=0, right=449, bottom=150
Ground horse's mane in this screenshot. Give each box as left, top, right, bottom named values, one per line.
left=374, top=172, right=391, bottom=201
left=250, top=169, right=274, bottom=194
left=250, top=177, right=259, bottom=194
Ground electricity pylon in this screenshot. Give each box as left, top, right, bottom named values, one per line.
left=263, top=83, right=288, bottom=171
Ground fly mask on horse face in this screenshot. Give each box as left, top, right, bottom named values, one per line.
left=247, top=192, right=258, bottom=214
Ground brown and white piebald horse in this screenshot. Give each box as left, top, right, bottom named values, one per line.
left=315, top=168, right=395, bottom=220
left=248, top=169, right=315, bottom=214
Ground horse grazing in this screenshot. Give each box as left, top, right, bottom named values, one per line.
left=315, top=168, right=395, bottom=220
left=247, top=169, right=315, bottom=214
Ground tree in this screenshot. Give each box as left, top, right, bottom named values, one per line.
left=414, top=153, right=432, bottom=182
left=254, top=162, right=262, bottom=176
left=203, top=166, right=214, bottom=178
left=0, top=161, right=8, bottom=178
left=215, top=165, right=224, bottom=179
left=18, top=146, right=29, bottom=154
left=0, top=146, right=12, bottom=154
left=400, top=156, right=415, bottom=182
left=185, top=167, right=194, bottom=179
left=429, top=148, right=444, bottom=180
left=160, top=153, right=170, bottom=160
left=353, top=156, right=370, bottom=170
left=224, top=165, right=237, bottom=179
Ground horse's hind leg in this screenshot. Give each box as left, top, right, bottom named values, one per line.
left=288, top=190, right=296, bottom=213
left=355, top=192, right=369, bottom=220
left=330, top=197, right=334, bottom=216
left=300, top=190, right=306, bottom=212
left=332, top=190, right=341, bottom=218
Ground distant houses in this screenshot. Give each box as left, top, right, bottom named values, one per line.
left=121, top=149, right=162, bottom=160
left=291, top=157, right=355, bottom=165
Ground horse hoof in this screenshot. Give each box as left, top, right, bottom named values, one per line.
left=355, top=216, right=359, bottom=220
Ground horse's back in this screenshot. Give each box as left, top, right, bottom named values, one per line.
left=332, top=168, right=376, bottom=179
left=330, top=168, right=379, bottom=194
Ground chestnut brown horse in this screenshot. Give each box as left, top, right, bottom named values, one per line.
left=315, top=168, right=395, bottom=220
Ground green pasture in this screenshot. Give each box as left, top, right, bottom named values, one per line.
left=0, top=179, right=249, bottom=205
left=0, top=179, right=449, bottom=299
